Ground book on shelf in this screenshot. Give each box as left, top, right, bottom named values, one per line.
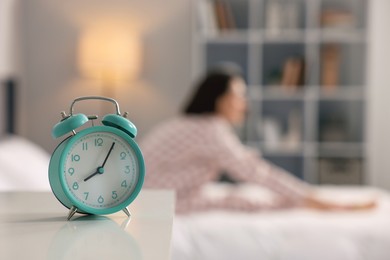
left=319, top=158, right=361, bottom=185
left=321, top=9, right=355, bottom=29
left=197, top=0, right=236, bottom=34
left=265, top=0, right=301, bottom=33
left=281, top=57, right=304, bottom=90
left=214, top=0, right=236, bottom=31
left=321, top=44, right=341, bottom=89
left=198, top=0, right=218, bottom=35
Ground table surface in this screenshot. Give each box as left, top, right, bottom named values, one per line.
left=0, top=189, right=175, bottom=260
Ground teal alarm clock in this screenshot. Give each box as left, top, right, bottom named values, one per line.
left=49, top=96, right=145, bottom=220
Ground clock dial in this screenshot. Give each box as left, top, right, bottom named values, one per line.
left=62, top=131, right=139, bottom=210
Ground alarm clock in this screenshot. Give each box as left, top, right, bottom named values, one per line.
left=48, top=96, right=145, bottom=220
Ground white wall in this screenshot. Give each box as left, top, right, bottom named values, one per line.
left=0, top=0, right=16, bottom=78
left=367, top=0, right=390, bottom=189
left=16, top=0, right=193, bottom=152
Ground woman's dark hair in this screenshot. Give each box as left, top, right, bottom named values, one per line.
left=183, top=64, right=243, bottom=114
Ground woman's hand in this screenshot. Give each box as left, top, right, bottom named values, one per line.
left=303, top=196, right=377, bottom=211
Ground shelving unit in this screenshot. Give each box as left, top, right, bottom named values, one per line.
left=192, top=0, right=368, bottom=185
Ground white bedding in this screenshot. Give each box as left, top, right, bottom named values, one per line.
left=172, top=185, right=390, bottom=260
left=2, top=136, right=390, bottom=260
left=0, top=135, right=50, bottom=191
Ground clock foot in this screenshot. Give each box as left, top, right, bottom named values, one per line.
left=67, top=206, right=78, bottom=221
left=120, top=216, right=132, bottom=230
left=123, top=207, right=131, bottom=217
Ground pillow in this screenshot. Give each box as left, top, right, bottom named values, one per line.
left=0, top=135, right=51, bottom=191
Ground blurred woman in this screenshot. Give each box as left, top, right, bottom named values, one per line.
left=140, top=65, right=375, bottom=214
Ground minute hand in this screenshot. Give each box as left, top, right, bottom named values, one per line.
left=101, top=142, right=116, bottom=168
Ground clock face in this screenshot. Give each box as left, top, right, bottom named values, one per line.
left=61, top=130, right=141, bottom=212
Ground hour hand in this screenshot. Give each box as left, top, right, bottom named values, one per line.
left=84, top=167, right=104, bottom=182
left=83, top=142, right=114, bottom=182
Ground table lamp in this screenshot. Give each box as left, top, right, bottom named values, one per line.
left=78, top=27, right=142, bottom=99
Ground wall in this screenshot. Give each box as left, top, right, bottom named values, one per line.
left=367, top=0, right=390, bottom=189
left=16, top=0, right=192, bottom=152
left=0, top=0, right=17, bottom=78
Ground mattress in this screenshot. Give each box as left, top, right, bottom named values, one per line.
left=172, top=184, right=390, bottom=260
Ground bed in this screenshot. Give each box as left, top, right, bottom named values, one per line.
left=2, top=80, right=390, bottom=259
left=0, top=79, right=50, bottom=191
left=172, top=183, right=390, bottom=260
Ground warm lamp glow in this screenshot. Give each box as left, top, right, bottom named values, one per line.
left=78, top=28, right=142, bottom=85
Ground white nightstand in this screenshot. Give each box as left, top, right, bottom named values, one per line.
left=0, top=189, right=175, bottom=260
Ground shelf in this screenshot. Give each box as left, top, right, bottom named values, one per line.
left=197, top=29, right=367, bottom=44
left=319, top=29, right=367, bottom=43
left=198, top=30, right=251, bottom=44
left=262, top=87, right=305, bottom=101
left=247, top=86, right=305, bottom=101
left=247, top=141, right=364, bottom=158
left=256, top=142, right=305, bottom=157
left=247, top=85, right=364, bottom=101
left=262, top=29, right=307, bottom=43
left=318, top=86, right=364, bottom=101
left=318, top=142, right=365, bottom=158
left=264, top=144, right=317, bottom=158
left=194, top=0, right=368, bottom=185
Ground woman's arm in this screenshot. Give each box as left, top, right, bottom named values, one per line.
left=176, top=190, right=294, bottom=214
left=210, top=122, right=312, bottom=205
left=210, top=122, right=376, bottom=211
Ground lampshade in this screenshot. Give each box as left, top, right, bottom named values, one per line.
left=78, top=27, right=142, bottom=84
